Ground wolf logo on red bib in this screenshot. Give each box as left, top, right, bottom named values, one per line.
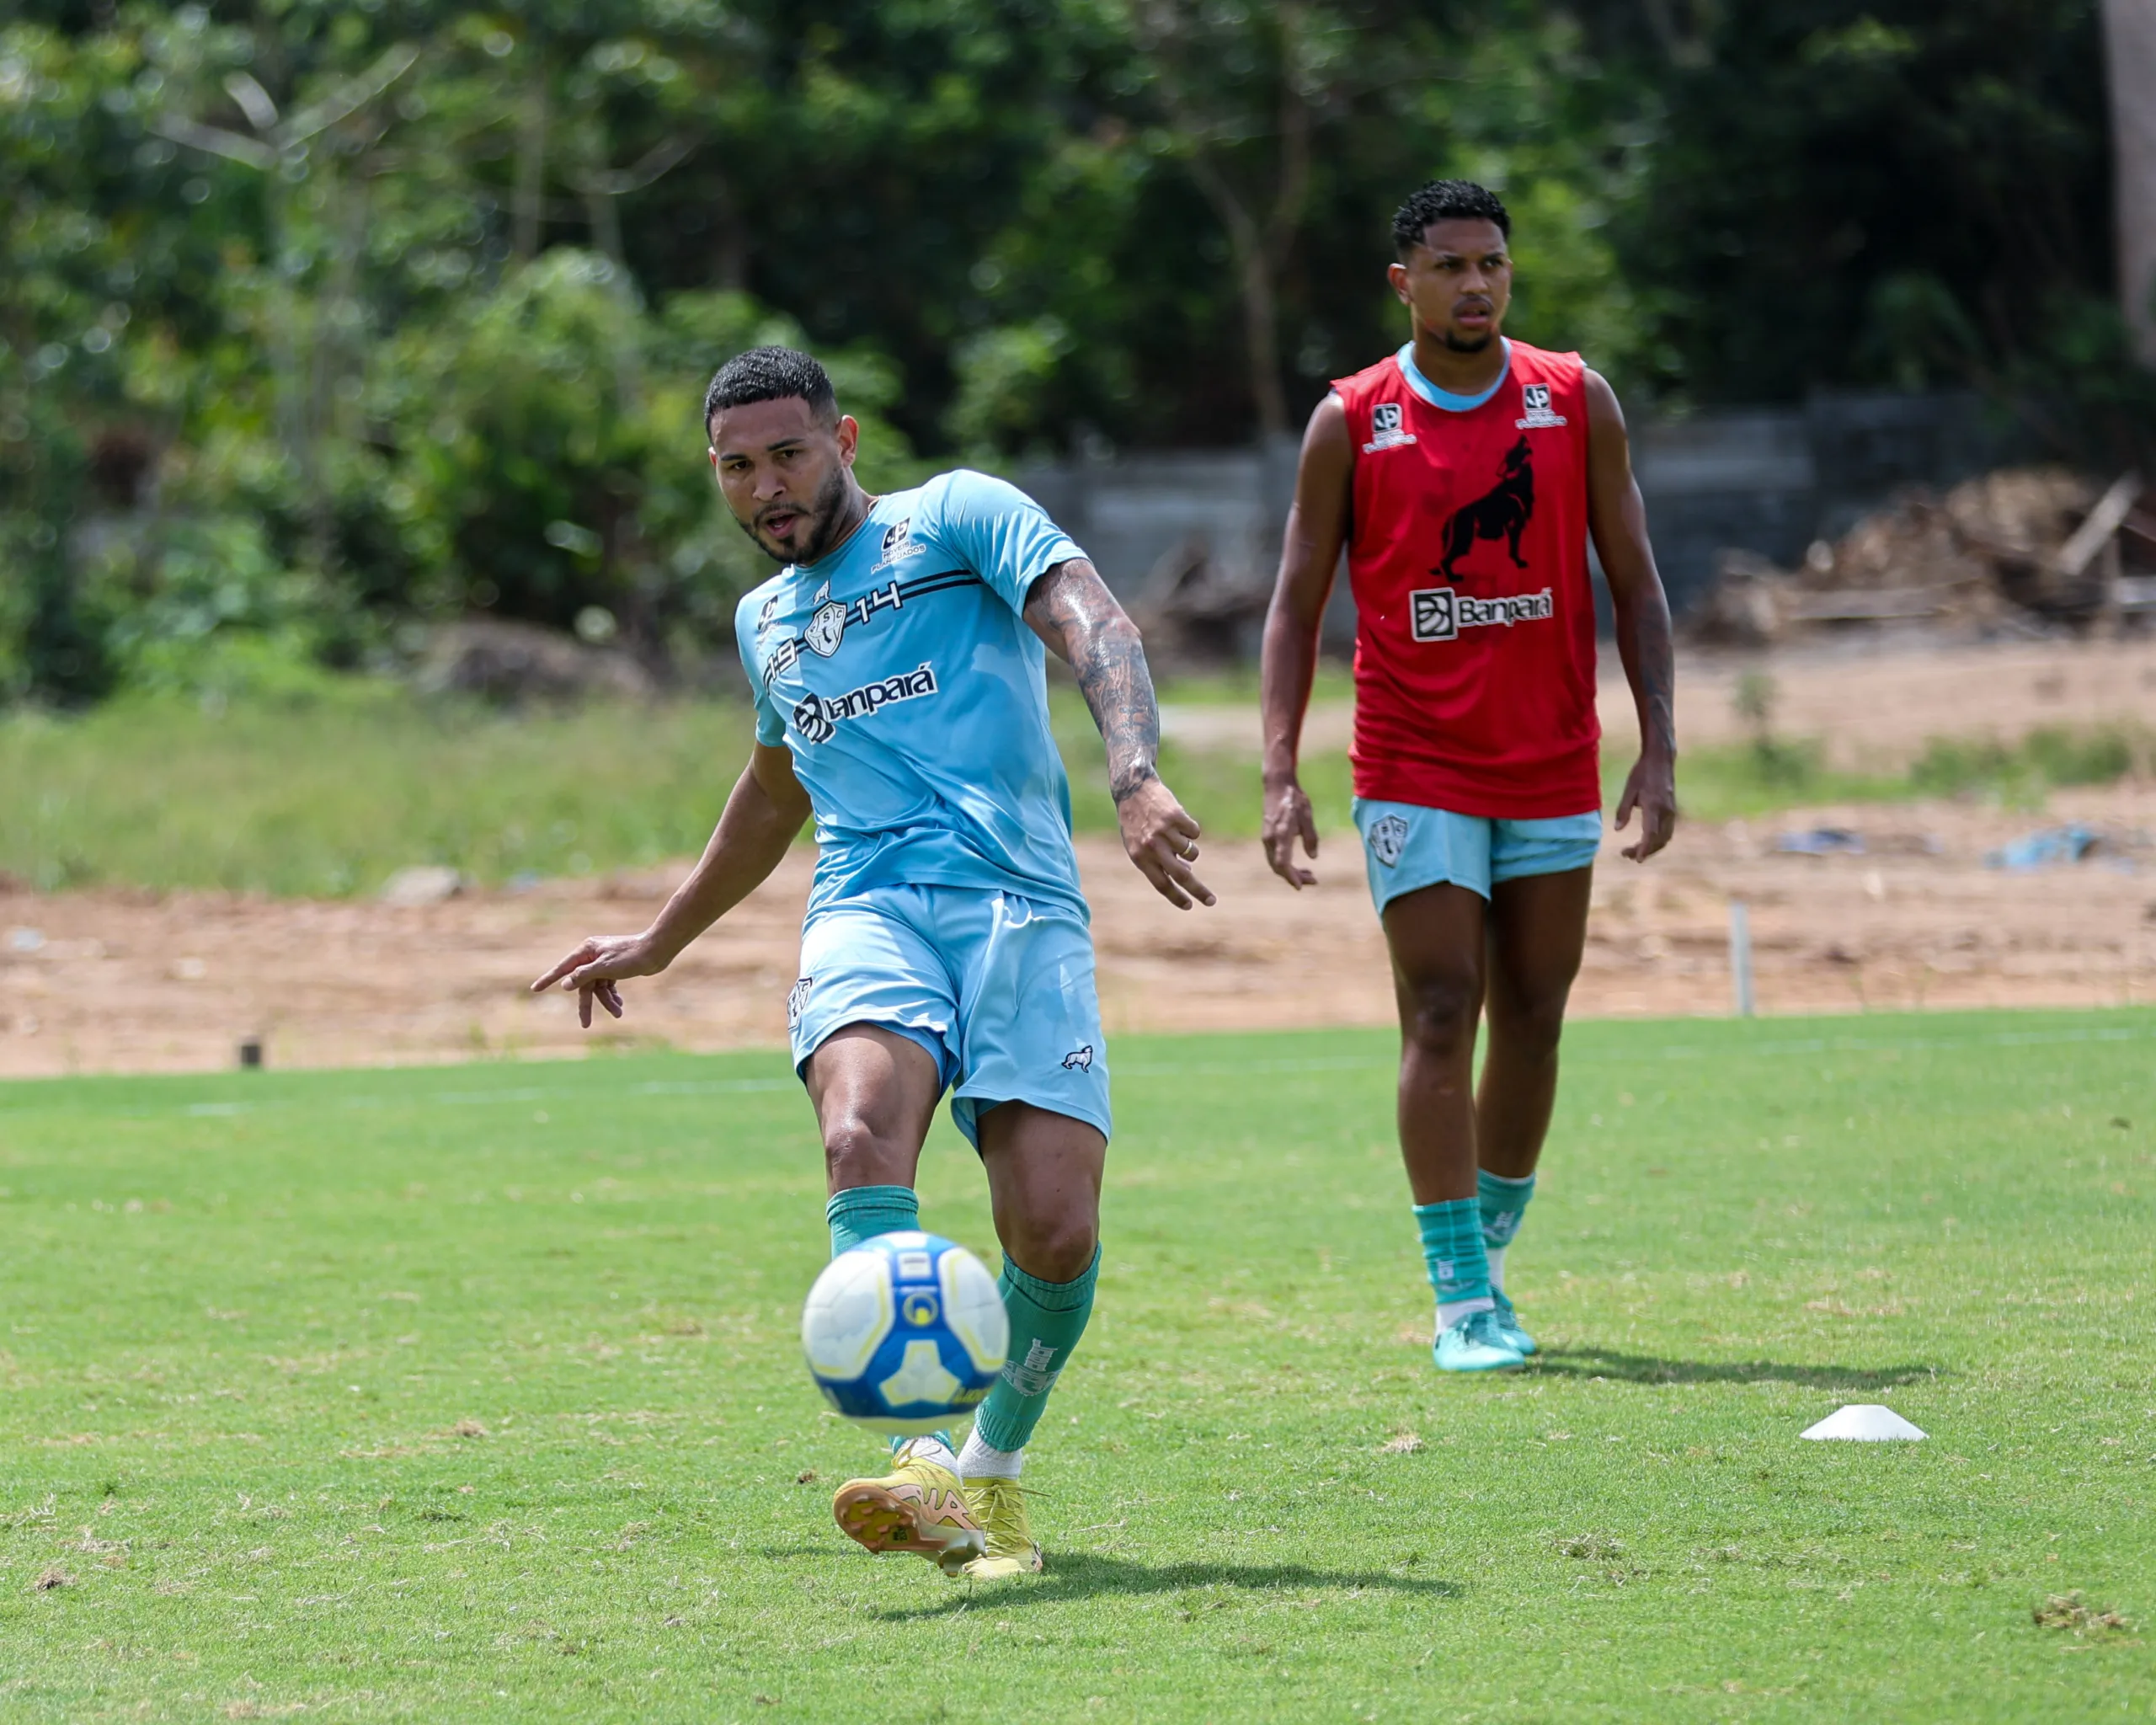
left=1331, top=341, right=1599, bottom=821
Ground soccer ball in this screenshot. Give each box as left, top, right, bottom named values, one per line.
left=801, top=1231, right=1007, bottom=1434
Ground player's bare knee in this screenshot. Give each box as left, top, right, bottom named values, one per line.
left=1490, top=987, right=1569, bottom=1060
left=1400, top=974, right=1481, bottom=1060
left=999, top=1210, right=1097, bottom=1284
left=821, top=1117, right=908, bottom=1188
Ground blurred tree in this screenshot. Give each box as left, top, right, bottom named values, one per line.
left=2, top=0, right=2139, bottom=704
left=2103, top=0, right=2156, bottom=362
left=1612, top=0, right=2113, bottom=404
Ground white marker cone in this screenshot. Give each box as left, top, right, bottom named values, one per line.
left=1801, top=1404, right=1926, bottom=1442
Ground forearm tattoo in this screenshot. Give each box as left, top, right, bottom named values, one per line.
left=1631, top=598, right=1677, bottom=752
left=1028, top=561, right=1162, bottom=804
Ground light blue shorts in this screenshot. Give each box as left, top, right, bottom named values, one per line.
left=1353, top=798, right=1602, bottom=914
left=788, top=884, right=1111, bottom=1150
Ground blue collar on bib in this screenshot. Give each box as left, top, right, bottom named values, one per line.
left=1396, top=339, right=1512, bottom=413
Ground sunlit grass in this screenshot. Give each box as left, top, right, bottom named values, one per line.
left=0, top=1011, right=2151, bottom=1720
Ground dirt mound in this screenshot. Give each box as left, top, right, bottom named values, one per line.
left=1688, top=467, right=2133, bottom=644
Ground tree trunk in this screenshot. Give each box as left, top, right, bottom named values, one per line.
left=514, top=76, right=547, bottom=261
left=2105, top=0, right=2156, bottom=362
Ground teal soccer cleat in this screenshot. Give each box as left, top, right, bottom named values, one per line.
left=1491, top=1288, right=1537, bottom=1357
left=1434, top=1306, right=1526, bottom=1373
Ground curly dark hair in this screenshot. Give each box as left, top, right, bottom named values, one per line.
left=702, top=344, right=837, bottom=433
left=1391, top=179, right=1511, bottom=257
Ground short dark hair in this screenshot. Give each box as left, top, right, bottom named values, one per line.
left=702, top=344, right=837, bottom=433
left=1392, top=179, right=1511, bottom=257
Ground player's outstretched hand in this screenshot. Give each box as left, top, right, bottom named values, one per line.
left=1615, top=748, right=1678, bottom=862
left=1118, top=777, right=1217, bottom=911
left=529, top=932, right=672, bottom=1028
left=1261, top=777, right=1320, bottom=889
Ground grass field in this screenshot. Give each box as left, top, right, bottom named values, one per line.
left=2, top=1009, right=2152, bottom=1721
left=2, top=674, right=2143, bottom=896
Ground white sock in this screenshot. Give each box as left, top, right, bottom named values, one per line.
left=1486, top=1245, right=1508, bottom=1295
left=1436, top=1294, right=1495, bottom=1332
left=956, top=1429, right=1024, bottom=1480
left=899, top=1435, right=958, bottom=1475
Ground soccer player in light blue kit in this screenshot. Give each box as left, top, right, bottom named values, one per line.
left=532, top=347, right=1214, bottom=1580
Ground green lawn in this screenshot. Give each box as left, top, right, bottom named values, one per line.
left=3, top=1011, right=2152, bottom=1721
left=2, top=675, right=2140, bottom=897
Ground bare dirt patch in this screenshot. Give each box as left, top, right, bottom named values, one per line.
left=2, top=639, right=2152, bottom=1080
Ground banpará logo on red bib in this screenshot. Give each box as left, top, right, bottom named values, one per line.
left=1409, top=585, right=1556, bottom=642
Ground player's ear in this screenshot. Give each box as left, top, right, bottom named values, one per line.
left=835, top=414, right=860, bottom=465
left=1386, top=259, right=1412, bottom=306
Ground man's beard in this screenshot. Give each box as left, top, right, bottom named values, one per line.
left=1439, top=328, right=1495, bottom=354
left=738, top=463, right=852, bottom=564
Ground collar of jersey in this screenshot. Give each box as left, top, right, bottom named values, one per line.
left=1396, top=339, right=1510, bottom=413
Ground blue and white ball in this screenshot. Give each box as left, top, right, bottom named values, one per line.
left=801, top=1231, right=1007, bottom=1434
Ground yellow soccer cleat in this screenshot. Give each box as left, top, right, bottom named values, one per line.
left=830, top=1440, right=985, bottom=1575
left=960, top=1474, right=1044, bottom=1579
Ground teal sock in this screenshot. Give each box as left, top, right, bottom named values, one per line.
left=970, top=1246, right=1099, bottom=1454
left=1477, top=1170, right=1535, bottom=1295
left=825, top=1184, right=918, bottom=1257
left=823, top=1187, right=949, bottom=1458
left=1414, top=1198, right=1492, bottom=1322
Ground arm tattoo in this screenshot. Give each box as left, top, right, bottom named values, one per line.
left=1027, top=560, right=1161, bottom=804
left=1614, top=601, right=1677, bottom=764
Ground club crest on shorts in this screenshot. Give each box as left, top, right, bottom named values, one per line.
left=1061, top=1044, right=1094, bottom=1072
left=786, top=975, right=814, bottom=1028
left=1366, top=813, right=1410, bottom=868
left=804, top=599, right=848, bottom=658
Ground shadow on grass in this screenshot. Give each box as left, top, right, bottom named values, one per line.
left=1534, top=1348, right=1944, bottom=1389
left=867, top=1551, right=1460, bottom=1620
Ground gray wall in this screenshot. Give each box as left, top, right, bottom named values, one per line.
left=1015, top=389, right=2016, bottom=634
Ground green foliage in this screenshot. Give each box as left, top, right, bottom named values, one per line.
left=1910, top=725, right=2148, bottom=798
left=0, top=677, right=1342, bottom=898
left=1614, top=0, right=2117, bottom=412
left=3, top=0, right=2145, bottom=707
left=1605, top=723, right=2146, bottom=823
left=1, top=1012, right=2153, bottom=1717
left=0, top=683, right=758, bottom=896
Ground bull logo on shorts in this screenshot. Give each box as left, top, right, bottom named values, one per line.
left=805, top=600, right=848, bottom=658
left=1061, top=1044, right=1094, bottom=1072
left=1367, top=814, right=1409, bottom=868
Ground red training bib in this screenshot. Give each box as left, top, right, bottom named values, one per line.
left=1331, top=340, right=1600, bottom=819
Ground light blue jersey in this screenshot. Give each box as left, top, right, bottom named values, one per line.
left=734, top=470, right=1087, bottom=921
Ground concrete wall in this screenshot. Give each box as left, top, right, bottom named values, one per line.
left=1014, top=388, right=2015, bottom=635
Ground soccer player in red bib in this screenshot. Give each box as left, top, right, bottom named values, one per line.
left=1260, top=180, right=1678, bottom=1372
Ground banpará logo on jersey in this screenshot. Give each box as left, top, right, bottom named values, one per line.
left=1363, top=398, right=1419, bottom=454
left=1516, top=382, right=1567, bottom=430
left=1409, top=585, right=1556, bottom=643
left=756, top=593, right=782, bottom=634
left=791, top=662, right=939, bottom=743
left=1365, top=814, right=1410, bottom=868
